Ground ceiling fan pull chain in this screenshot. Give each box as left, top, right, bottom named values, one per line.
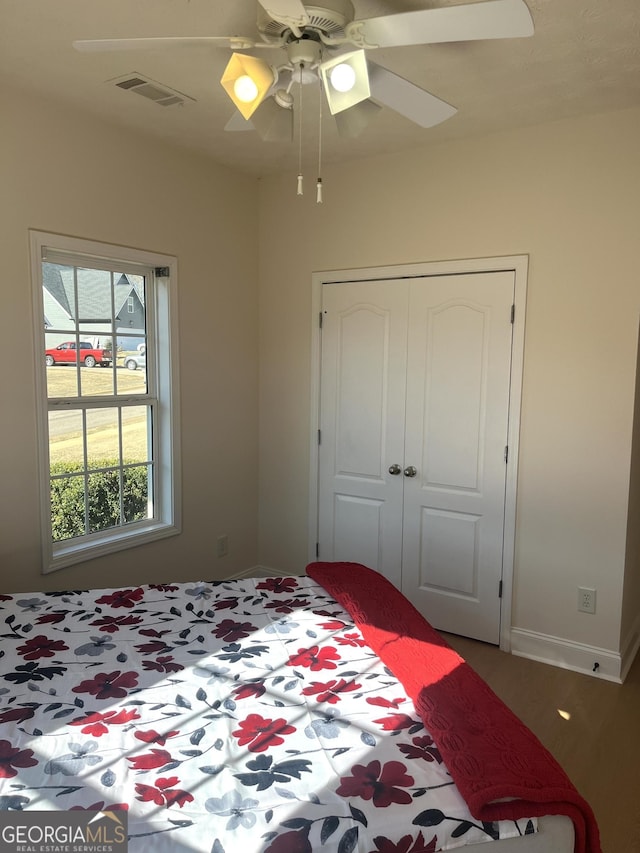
left=317, top=77, right=323, bottom=204
left=297, top=62, right=304, bottom=196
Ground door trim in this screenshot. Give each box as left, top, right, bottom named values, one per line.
left=309, top=255, right=528, bottom=652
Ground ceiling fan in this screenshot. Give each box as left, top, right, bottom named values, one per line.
left=73, top=0, right=534, bottom=142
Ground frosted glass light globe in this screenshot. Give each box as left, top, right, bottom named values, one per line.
left=330, top=63, right=356, bottom=93
left=233, top=75, right=259, bottom=103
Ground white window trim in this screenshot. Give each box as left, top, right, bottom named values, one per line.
left=30, top=231, right=182, bottom=573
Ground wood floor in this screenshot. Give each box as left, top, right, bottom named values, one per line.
left=441, top=633, right=640, bottom=853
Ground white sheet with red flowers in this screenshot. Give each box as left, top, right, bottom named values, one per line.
left=0, top=577, right=536, bottom=852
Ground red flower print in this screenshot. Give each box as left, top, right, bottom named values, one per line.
left=70, top=708, right=140, bottom=737
left=397, top=735, right=442, bottom=764
left=336, top=760, right=414, bottom=808
left=0, top=707, right=36, bottom=725
left=335, top=633, right=367, bottom=648
left=256, top=577, right=299, bottom=595
left=36, top=611, right=68, bottom=625
left=373, top=713, right=417, bottom=732
left=135, top=776, right=193, bottom=809
left=127, top=749, right=174, bottom=771
left=16, top=634, right=69, bottom=660
left=212, top=597, right=240, bottom=611
left=232, top=681, right=266, bottom=701
left=287, top=645, right=341, bottom=671
left=135, top=729, right=180, bottom=747
left=265, top=597, right=310, bottom=614
left=95, top=587, right=144, bottom=608
left=72, top=670, right=139, bottom=700
left=90, top=614, right=144, bottom=633
left=265, top=830, right=312, bottom=853
left=142, top=655, right=184, bottom=673
left=301, top=679, right=361, bottom=704
left=367, top=696, right=406, bottom=709
left=135, top=783, right=164, bottom=806
left=232, top=714, right=296, bottom=752
left=319, top=619, right=347, bottom=631
left=135, top=640, right=171, bottom=654
left=138, top=628, right=171, bottom=638
left=149, top=584, right=179, bottom=592
left=212, top=619, right=257, bottom=642
left=370, top=832, right=437, bottom=853
left=0, top=740, right=38, bottom=779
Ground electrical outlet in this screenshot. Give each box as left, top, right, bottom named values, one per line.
left=578, top=587, right=596, bottom=614
left=216, top=535, right=229, bottom=558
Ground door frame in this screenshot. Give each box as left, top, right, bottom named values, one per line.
left=308, top=255, right=528, bottom=652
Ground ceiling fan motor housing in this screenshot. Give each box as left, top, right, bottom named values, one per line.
left=257, top=0, right=356, bottom=41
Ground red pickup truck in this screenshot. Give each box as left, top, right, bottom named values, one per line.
left=45, top=341, right=112, bottom=368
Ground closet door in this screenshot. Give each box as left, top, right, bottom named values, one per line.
left=317, top=280, right=408, bottom=589
left=401, top=272, right=514, bottom=644
left=317, top=271, right=515, bottom=644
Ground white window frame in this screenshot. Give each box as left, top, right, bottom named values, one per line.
left=30, top=231, right=181, bottom=573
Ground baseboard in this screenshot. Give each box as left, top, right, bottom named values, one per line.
left=510, top=627, right=623, bottom=683
left=224, top=565, right=304, bottom=580
left=620, top=611, right=640, bottom=682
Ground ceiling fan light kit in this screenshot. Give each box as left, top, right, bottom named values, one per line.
left=319, top=49, right=370, bottom=114
left=220, top=52, right=275, bottom=119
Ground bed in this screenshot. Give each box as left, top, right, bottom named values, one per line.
left=0, top=561, right=599, bottom=853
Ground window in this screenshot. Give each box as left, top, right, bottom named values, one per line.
left=31, top=232, right=181, bottom=572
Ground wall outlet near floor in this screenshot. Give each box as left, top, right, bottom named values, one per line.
left=578, top=586, right=596, bottom=614
left=217, top=534, right=229, bottom=558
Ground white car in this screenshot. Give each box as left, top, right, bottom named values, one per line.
left=123, top=343, right=146, bottom=370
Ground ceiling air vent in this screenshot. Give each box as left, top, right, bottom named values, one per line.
left=113, top=74, right=194, bottom=107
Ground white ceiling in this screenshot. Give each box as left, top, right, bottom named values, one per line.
left=2, top=0, right=639, bottom=177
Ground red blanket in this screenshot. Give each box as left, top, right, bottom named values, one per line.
left=307, top=561, right=601, bottom=853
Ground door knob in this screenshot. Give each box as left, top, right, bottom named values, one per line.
left=403, top=465, right=417, bottom=478
left=388, top=464, right=402, bottom=475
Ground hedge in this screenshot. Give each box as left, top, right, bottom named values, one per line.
left=50, top=461, right=148, bottom=542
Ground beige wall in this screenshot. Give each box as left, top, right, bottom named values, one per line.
left=0, top=85, right=260, bottom=592
left=257, top=106, right=640, bottom=660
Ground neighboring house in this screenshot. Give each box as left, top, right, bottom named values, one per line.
left=42, top=263, right=145, bottom=350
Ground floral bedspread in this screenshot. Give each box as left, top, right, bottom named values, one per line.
left=0, top=576, right=535, bottom=852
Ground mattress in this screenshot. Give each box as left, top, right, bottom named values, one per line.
left=0, top=564, right=596, bottom=852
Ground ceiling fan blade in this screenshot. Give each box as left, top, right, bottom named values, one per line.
left=335, top=100, right=381, bottom=138
left=73, top=36, right=267, bottom=52
left=351, top=0, right=534, bottom=49
left=368, top=63, right=457, bottom=128
left=252, top=98, right=294, bottom=141
left=224, top=112, right=256, bottom=132
left=257, top=0, right=310, bottom=29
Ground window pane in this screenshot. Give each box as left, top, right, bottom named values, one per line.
left=43, top=261, right=76, bottom=339
left=77, top=268, right=112, bottom=326
left=51, top=473, right=86, bottom=542
left=45, top=333, right=80, bottom=397
left=117, top=337, right=147, bottom=395
left=86, top=408, right=120, bottom=469
left=49, top=409, right=84, bottom=471
left=115, top=270, right=147, bottom=396
left=123, top=465, right=151, bottom=523
left=122, top=405, right=152, bottom=464
left=87, top=469, right=122, bottom=534
left=78, top=361, right=116, bottom=397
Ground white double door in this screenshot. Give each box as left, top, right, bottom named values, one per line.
left=317, top=271, right=515, bottom=644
